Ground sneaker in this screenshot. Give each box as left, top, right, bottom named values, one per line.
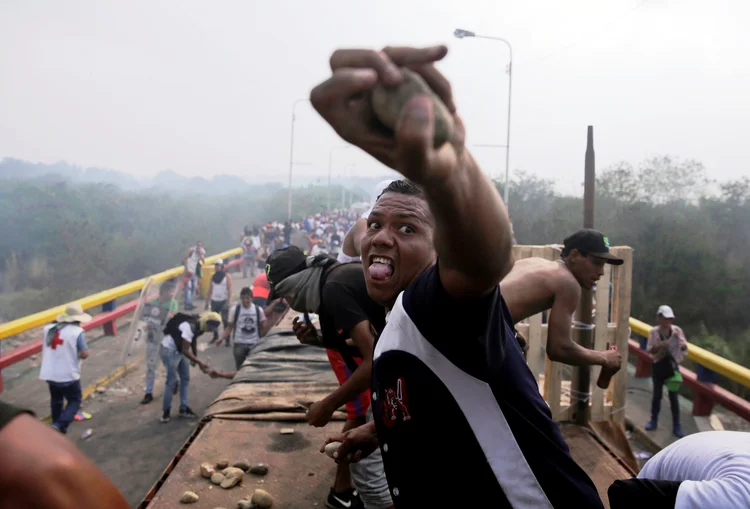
left=326, top=488, right=363, bottom=509
left=673, top=424, right=684, bottom=438
left=645, top=419, right=657, bottom=431
left=178, top=407, right=198, bottom=419
left=160, top=411, right=170, bottom=423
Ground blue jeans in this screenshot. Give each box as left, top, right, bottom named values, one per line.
left=48, top=380, right=82, bottom=433
left=144, top=338, right=161, bottom=395
left=184, top=275, right=197, bottom=307
left=161, top=348, right=190, bottom=412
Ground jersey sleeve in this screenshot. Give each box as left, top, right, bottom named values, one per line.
left=258, top=307, right=267, bottom=323
left=322, top=281, right=370, bottom=335
left=401, top=264, right=508, bottom=378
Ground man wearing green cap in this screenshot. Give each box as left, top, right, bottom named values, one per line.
left=501, top=228, right=623, bottom=373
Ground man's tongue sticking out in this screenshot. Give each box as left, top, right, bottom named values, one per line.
left=369, top=262, right=394, bottom=281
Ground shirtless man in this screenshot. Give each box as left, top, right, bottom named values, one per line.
left=501, top=228, right=623, bottom=371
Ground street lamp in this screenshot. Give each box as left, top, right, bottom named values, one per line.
left=287, top=98, right=310, bottom=220
left=328, top=145, right=351, bottom=212
left=454, top=28, right=513, bottom=208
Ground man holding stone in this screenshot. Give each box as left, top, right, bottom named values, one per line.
left=313, top=45, right=604, bottom=508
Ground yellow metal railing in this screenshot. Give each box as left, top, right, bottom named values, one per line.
left=629, top=317, right=750, bottom=389
left=0, top=248, right=242, bottom=342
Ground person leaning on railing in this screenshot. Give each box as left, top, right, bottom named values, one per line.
left=645, top=305, right=688, bottom=438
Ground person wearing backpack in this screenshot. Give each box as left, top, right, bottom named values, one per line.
left=218, top=287, right=275, bottom=369
left=159, top=311, right=218, bottom=423
left=265, top=246, right=389, bottom=509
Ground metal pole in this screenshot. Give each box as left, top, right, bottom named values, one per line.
left=328, top=146, right=350, bottom=213
left=454, top=31, right=513, bottom=207
left=504, top=57, right=513, bottom=206
left=287, top=99, right=307, bottom=221
left=575, top=125, right=596, bottom=426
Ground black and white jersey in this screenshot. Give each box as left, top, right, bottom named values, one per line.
left=371, top=265, right=603, bottom=508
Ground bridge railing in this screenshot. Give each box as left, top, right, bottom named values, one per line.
left=629, top=317, right=750, bottom=422
left=0, top=248, right=243, bottom=392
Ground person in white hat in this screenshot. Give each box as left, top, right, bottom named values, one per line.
left=39, top=302, right=92, bottom=434
left=646, top=304, right=689, bottom=437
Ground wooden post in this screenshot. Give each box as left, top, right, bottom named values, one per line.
left=591, top=264, right=612, bottom=420
left=574, top=126, right=596, bottom=426
left=102, top=299, right=117, bottom=336
left=611, top=247, right=633, bottom=425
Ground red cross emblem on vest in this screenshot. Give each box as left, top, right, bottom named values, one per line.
left=50, top=332, right=64, bottom=350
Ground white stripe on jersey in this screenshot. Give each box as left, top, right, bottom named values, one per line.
left=374, top=293, right=553, bottom=509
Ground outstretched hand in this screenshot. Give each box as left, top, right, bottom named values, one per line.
left=309, top=45, right=467, bottom=185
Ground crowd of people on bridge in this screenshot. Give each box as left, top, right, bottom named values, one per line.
left=2, top=42, right=749, bottom=509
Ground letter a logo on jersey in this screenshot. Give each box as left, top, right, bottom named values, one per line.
left=381, top=377, right=411, bottom=428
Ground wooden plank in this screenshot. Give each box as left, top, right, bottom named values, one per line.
left=611, top=247, right=633, bottom=425
left=605, top=325, right=617, bottom=407
left=591, top=265, right=613, bottom=420
left=525, top=246, right=548, bottom=380
left=527, top=313, right=544, bottom=380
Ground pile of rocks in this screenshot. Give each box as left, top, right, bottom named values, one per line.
left=179, top=457, right=274, bottom=507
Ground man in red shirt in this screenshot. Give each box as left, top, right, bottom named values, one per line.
left=251, top=272, right=270, bottom=308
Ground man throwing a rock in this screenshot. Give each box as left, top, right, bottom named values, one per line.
left=315, top=45, right=604, bottom=508
left=500, top=229, right=623, bottom=375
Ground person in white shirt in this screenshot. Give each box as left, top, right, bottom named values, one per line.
left=39, top=303, right=92, bottom=434
left=218, top=287, right=275, bottom=369
left=159, top=311, right=217, bottom=422
left=182, top=240, right=205, bottom=310
left=609, top=431, right=750, bottom=508
left=206, top=259, right=233, bottom=345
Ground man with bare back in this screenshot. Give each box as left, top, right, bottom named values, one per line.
left=501, top=229, right=623, bottom=372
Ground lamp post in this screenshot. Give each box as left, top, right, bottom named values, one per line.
left=287, top=98, right=309, bottom=220
left=454, top=28, right=513, bottom=208
left=328, top=145, right=351, bottom=212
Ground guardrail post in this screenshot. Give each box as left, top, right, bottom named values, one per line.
left=693, top=365, right=717, bottom=416
left=634, top=335, right=652, bottom=378
left=102, top=299, right=118, bottom=336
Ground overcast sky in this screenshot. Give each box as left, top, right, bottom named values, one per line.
left=1, top=0, right=747, bottom=195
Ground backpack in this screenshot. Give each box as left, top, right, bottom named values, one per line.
left=319, top=263, right=361, bottom=373
left=231, top=303, right=261, bottom=342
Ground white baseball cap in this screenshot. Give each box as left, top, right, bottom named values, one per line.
left=657, top=305, right=675, bottom=319
left=215, top=258, right=224, bottom=266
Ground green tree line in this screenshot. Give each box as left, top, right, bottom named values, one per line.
left=497, top=156, right=750, bottom=397
left=0, top=180, right=364, bottom=321
left=2, top=158, right=748, bottom=397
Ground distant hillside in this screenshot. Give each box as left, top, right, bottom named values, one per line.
left=0, top=157, right=393, bottom=198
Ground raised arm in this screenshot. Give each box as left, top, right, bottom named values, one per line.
left=342, top=218, right=367, bottom=257
left=310, top=45, right=513, bottom=299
